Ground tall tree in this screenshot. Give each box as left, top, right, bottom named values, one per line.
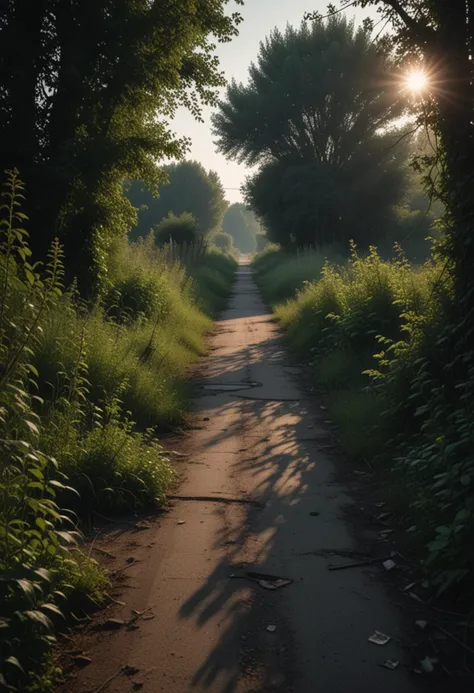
left=222, top=203, right=257, bottom=253
left=213, top=16, right=408, bottom=248
left=0, top=0, right=242, bottom=292
left=126, top=161, right=227, bottom=240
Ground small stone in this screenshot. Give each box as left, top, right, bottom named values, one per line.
left=266, top=625, right=276, bottom=633
left=177, top=520, right=186, bottom=525
left=415, top=620, right=428, bottom=631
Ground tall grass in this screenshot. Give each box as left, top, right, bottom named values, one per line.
left=253, top=245, right=343, bottom=305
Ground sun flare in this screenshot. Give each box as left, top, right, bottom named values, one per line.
left=405, top=69, right=428, bottom=93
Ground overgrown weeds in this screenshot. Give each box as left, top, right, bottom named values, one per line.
left=0, top=170, right=105, bottom=691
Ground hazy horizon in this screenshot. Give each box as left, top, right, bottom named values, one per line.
left=170, top=0, right=378, bottom=203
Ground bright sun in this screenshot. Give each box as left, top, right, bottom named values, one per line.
left=405, top=70, right=428, bottom=93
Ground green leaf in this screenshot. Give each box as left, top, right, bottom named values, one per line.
left=34, top=568, right=51, bottom=582
left=438, top=525, right=452, bottom=535
left=24, top=610, right=54, bottom=631
left=24, top=420, right=40, bottom=436
left=56, top=530, right=78, bottom=545
left=27, top=363, right=39, bottom=377
left=5, top=656, right=24, bottom=673
left=41, top=603, right=64, bottom=618
left=16, top=579, right=36, bottom=604
left=28, top=467, right=44, bottom=481
left=35, top=517, right=47, bottom=532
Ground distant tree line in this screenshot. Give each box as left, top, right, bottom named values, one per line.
left=127, top=161, right=228, bottom=241
left=128, top=167, right=265, bottom=255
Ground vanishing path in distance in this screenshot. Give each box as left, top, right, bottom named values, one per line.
left=63, top=262, right=421, bottom=693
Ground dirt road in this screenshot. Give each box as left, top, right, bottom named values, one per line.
left=64, top=263, right=421, bottom=693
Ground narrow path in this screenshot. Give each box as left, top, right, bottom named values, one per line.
left=64, top=263, right=421, bottom=693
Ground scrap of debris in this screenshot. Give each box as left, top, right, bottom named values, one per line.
left=230, top=570, right=293, bottom=590
left=368, top=631, right=391, bottom=646
left=381, top=659, right=399, bottom=670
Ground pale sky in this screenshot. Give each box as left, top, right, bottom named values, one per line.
left=171, top=0, right=378, bottom=203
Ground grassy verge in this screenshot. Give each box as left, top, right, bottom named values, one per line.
left=254, top=245, right=474, bottom=598
left=0, top=173, right=236, bottom=691
left=253, top=245, right=342, bottom=305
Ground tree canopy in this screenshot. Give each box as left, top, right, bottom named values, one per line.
left=213, top=16, right=409, bottom=248
left=222, top=203, right=258, bottom=253
left=127, top=161, right=227, bottom=240
left=0, top=0, right=242, bottom=292
left=155, top=212, right=199, bottom=247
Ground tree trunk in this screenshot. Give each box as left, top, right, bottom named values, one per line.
left=431, top=2, right=474, bottom=329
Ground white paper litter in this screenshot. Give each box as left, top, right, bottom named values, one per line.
left=368, top=630, right=391, bottom=646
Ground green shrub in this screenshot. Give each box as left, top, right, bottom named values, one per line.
left=63, top=402, right=173, bottom=514
left=211, top=231, right=233, bottom=251
left=155, top=212, right=199, bottom=246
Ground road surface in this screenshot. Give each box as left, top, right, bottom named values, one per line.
left=63, top=263, right=421, bottom=693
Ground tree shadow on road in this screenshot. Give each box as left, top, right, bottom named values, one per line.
left=177, top=268, right=339, bottom=692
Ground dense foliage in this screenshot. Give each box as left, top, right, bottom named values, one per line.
left=155, top=212, right=200, bottom=247
left=128, top=161, right=228, bottom=241
left=213, top=16, right=412, bottom=248
left=222, top=203, right=258, bottom=254
left=0, top=0, right=242, bottom=292
left=0, top=172, right=236, bottom=689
